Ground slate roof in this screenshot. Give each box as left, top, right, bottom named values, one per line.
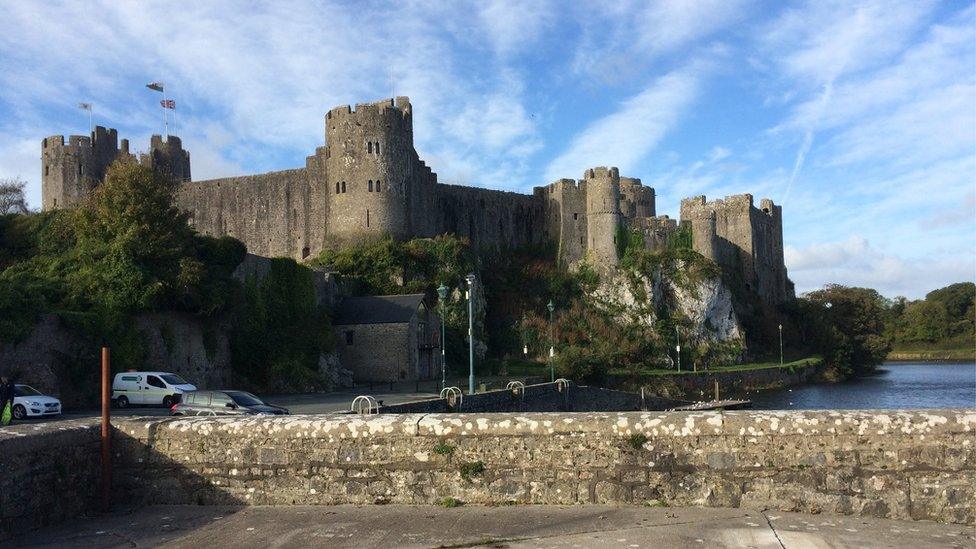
left=333, top=294, right=427, bottom=326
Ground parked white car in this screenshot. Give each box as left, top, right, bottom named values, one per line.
left=112, top=372, right=197, bottom=408
left=12, top=384, right=61, bottom=419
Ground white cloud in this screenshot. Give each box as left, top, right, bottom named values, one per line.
left=570, top=0, right=751, bottom=82
left=0, top=135, right=40, bottom=208
left=544, top=68, right=702, bottom=181
left=786, top=236, right=974, bottom=299
left=0, top=1, right=546, bottom=198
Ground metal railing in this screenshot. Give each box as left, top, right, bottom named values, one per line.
left=439, top=386, right=463, bottom=409
left=350, top=395, right=379, bottom=415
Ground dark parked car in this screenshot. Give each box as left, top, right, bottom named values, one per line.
left=170, top=390, right=289, bottom=416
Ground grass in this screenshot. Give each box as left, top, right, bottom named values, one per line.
left=459, top=461, right=485, bottom=482
left=439, top=496, right=461, bottom=508
left=433, top=442, right=456, bottom=456
left=628, top=433, right=648, bottom=450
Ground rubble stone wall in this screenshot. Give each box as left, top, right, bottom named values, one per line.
left=0, top=420, right=101, bottom=540
left=112, top=410, right=975, bottom=524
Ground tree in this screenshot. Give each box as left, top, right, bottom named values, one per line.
left=896, top=300, right=949, bottom=343
left=0, top=177, right=29, bottom=215
left=801, top=285, right=892, bottom=379
left=925, top=282, right=975, bottom=324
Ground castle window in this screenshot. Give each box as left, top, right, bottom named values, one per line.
left=573, top=212, right=578, bottom=220
left=375, top=142, right=380, bottom=154
left=44, top=165, right=49, bottom=176
left=367, top=142, right=373, bottom=154
left=302, top=246, right=310, bottom=259
left=366, top=209, right=370, bottom=228
left=342, top=181, right=347, bottom=193
left=368, top=180, right=373, bottom=192
left=580, top=237, right=583, bottom=246
left=376, top=180, right=381, bottom=192
left=78, top=164, right=83, bottom=175
left=336, top=182, right=340, bottom=194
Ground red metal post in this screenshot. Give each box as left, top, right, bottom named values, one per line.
left=101, top=346, right=111, bottom=512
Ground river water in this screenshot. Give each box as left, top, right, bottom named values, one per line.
left=750, top=361, right=976, bottom=410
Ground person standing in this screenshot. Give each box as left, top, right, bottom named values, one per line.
left=0, top=376, right=13, bottom=426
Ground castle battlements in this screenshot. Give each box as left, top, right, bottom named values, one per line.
left=40, top=96, right=791, bottom=304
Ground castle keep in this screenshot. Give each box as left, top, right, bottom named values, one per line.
left=41, top=97, right=791, bottom=305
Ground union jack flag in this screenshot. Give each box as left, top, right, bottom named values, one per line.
left=160, top=99, right=175, bottom=109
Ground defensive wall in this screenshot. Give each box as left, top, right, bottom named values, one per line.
left=631, top=359, right=828, bottom=400
left=2, top=409, right=973, bottom=539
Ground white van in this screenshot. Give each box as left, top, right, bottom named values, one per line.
left=112, top=372, right=197, bottom=408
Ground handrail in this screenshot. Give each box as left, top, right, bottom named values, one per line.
left=554, top=378, right=572, bottom=393
left=439, top=386, right=463, bottom=408
left=506, top=380, right=525, bottom=396
left=350, top=395, right=379, bottom=415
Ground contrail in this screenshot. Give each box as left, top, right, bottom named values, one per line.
left=782, top=78, right=834, bottom=207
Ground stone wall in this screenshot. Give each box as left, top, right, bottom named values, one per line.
left=0, top=419, right=101, bottom=540
left=656, top=360, right=826, bottom=400
left=335, top=322, right=412, bottom=383
left=0, top=312, right=232, bottom=408
left=435, top=183, right=544, bottom=250
left=110, top=410, right=975, bottom=524
left=377, top=382, right=659, bottom=413
left=177, top=168, right=324, bottom=261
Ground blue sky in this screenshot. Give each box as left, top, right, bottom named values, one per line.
left=0, top=1, right=973, bottom=298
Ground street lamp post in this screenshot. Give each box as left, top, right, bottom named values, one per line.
left=778, top=324, right=784, bottom=368
left=437, top=284, right=448, bottom=391
left=466, top=274, right=476, bottom=394
left=675, top=326, right=681, bottom=373
left=547, top=300, right=555, bottom=382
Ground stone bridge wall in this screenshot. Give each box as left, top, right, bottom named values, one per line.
left=0, top=420, right=101, bottom=539
left=111, top=410, right=975, bottom=524
left=2, top=410, right=972, bottom=540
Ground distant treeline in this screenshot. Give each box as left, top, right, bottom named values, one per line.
left=886, top=282, right=975, bottom=351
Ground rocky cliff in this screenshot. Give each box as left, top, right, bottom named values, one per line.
left=591, top=256, right=745, bottom=365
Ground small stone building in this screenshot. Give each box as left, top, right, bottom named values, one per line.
left=333, top=294, right=441, bottom=383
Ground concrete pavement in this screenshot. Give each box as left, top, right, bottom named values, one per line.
left=11, top=504, right=973, bottom=548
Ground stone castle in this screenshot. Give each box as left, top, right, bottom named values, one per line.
left=41, top=97, right=791, bottom=305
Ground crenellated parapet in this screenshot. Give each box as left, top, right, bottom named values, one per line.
left=142, top=135, right=191, bottom=182
left=41, top=126, right=132, bottom=210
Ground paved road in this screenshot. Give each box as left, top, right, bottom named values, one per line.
left=10, top=504, right=972, bottom=548
left=18, top=386, right=443, bottom=424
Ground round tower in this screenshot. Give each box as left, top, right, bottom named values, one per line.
left=324, top=97, right=414, bottom=244
left=584, top=167, right=622, bottom=268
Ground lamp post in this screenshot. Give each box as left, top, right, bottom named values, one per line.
left=547, top=300, right=555, bottom=382
left=437, top=284, right=448, bottom=391
left=465, top=274, right=476, bottom=394
left=522, top=314, right=529, bottom=358
left=778, top=324, right=784, bottom=368
left=675, top=326, right=681, bottom=373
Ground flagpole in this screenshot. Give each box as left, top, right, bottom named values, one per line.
left=163, top=86, right=169, bottom=138
left=88, top=107, right=93, bottom=134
